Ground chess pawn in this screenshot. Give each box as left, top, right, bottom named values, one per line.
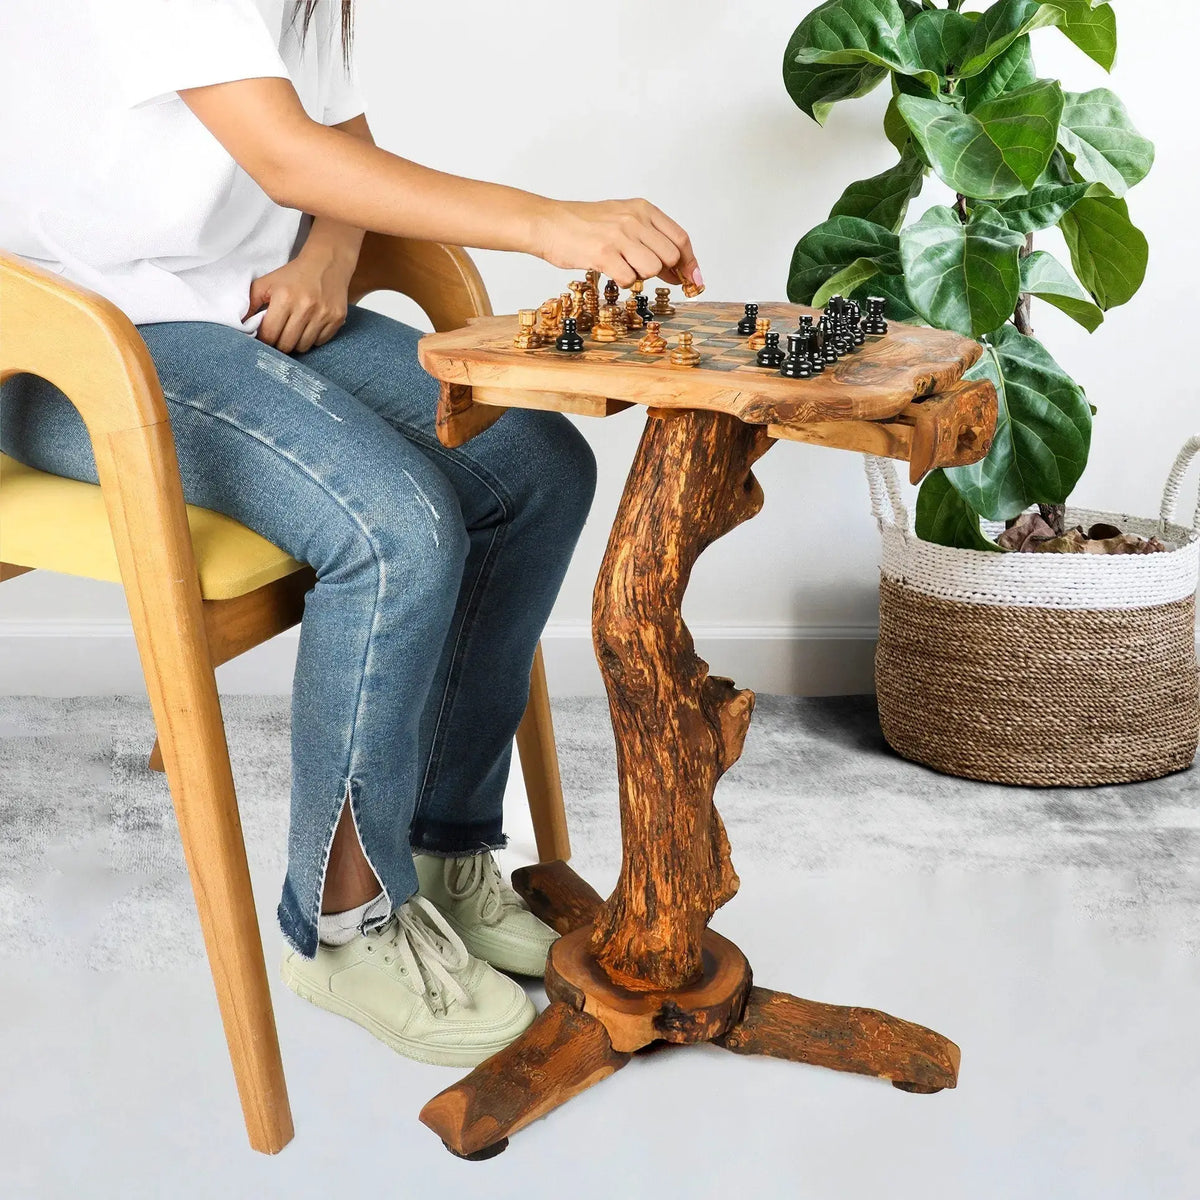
left=652, top=287, right=676, bottom=318
left=592, top=305, right=620, bottom=343
left=747, top=317, right=771, bottom=353
left=555, top=317, right=585, bottom=354
left=680, top=273, right=705, bottom=299
left=624, top=297, right=645, bottom=334
left=737, top=303, right=760, bottom=336
left=756, top=330, right=786, bottom=370
left=603, top=279, right=620, bottom=310
left=670, top=331, right=701, bottom=368
left=629, top=279, right=644, bottom=296
left=636, top=293, right=653, bottom=327
left=513, top=308, right=542, bottom=350
left=804, top=328, right=824, bottom=374
left=638, top=320, right=667, bottom=355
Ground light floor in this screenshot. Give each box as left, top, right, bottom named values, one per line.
left=1, top=695, right=1197, bottom=1199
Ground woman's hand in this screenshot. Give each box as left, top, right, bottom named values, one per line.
left=531, top=198, right=703, bottom=291
left=245, top=237, right=359, bottom=355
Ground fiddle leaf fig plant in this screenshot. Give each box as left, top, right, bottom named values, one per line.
left=783, top=0, right=1153, bottom=549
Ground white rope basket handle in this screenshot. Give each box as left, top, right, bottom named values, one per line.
left=864, top=455, right=910, bottom=533
left=1159, top=434, right=1200, bottom=536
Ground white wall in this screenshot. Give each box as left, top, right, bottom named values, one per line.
left=2, top=1, right=1197, bottom=696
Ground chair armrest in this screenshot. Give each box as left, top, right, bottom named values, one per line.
left=348, top=234, right=493, bottom=332
left=0, top=251, right=168, bottom=436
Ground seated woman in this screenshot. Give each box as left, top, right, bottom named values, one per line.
left=0, top=0, right=701, bottom=1068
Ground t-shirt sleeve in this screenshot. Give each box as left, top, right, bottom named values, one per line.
left=319, top=8, right=366, bottom=125
left=109, top=0, right=290, bottom=109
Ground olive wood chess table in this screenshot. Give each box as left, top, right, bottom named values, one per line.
left=414, top=301, right=997, bottom=1159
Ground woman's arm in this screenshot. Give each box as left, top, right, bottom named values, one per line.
left=181, top=77, right=700, bottom=288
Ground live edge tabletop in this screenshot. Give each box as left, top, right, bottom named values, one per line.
left=419, top=300, right=998, bottom=483
left=413, top=299, right=997, bottom=1161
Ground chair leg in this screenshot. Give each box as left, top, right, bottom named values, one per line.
left=148, top=737, right=165, bottom=772
left=515, top=643, right=570, bottom=863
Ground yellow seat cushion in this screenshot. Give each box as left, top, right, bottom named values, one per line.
left=0, top=453, right=306, bottom=601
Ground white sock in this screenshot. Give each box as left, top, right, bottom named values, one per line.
left=318, top=891, right=390, bottom=947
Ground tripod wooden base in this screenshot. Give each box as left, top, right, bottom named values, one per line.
left=422, top=408, right=962, bottom=1158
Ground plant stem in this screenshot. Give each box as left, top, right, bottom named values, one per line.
left=955, top=193, right=968, bottom=223
left=1014, top=233, right=1034, bottom=336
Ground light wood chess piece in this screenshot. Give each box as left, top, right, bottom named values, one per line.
left=537, top=297, right=563, bottom=343
left=592, top=305, right=621, bottom=343
left=624, top=297, right=643, bottom=336
left=670, top=331, right=701, bottom=368
left=680, top=273, right=705, bottom=299
left=513, top=309, right=542, bottom=351
left=637, top=321, right=667, bottom=355
left=569, top=281, right=591, bottom=332
left=747, top=317, right=771, bottom=353
left=584, top=270, right=601, bottom=331
left=652, top=287, right=676, bottom=318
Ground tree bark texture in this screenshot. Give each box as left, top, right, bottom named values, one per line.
left=589, top=409, right=774, bottom=990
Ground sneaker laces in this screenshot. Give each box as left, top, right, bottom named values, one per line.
left=444, top=852, right=526, bottom=927
left=369, top=897, right=472, bottom=1015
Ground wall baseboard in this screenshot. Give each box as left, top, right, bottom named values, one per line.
left=0, top=618, right=879, bottom=697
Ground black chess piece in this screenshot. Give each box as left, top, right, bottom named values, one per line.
left=737, top=303, right=760, bottom=337
left=848, top=300, right=866, bottom=347
left=819, top=315, right=840, bottom=364
left=756, top=330, right=786, bottom=369
left=636, top=294, right=653, bottom=326
left=863, top=296, right=889, bottom=336
left=555, top=317, right=584, bottom=353
left=779, top=332, right=812, bottom=379
left=804, top=327, right=824, bottom=374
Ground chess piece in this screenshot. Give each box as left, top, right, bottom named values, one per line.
left=630, top=279, right=644, bottom=296
left=804, top=326, right=824, bottom=374
left=652, top=287, right=676, bottom=318
left=569, top=281, right=591, bottom=331
left=819, top=315, right=840, bottom=364
left=779, top=332, right=812, bottom=379
left=679, top=272, right=705, bottom=299
left=638, top=320, right=667, bottom=355
left=538, top=297, right=563, bottom=343
left=863, top=296, right=889, bottom=336
left=737, top=303, right=760, bottom=337
left=604, top=279, right=620, bottom=309
left=847, top=300, right=865, bottom=347
left=624, top=297, right=645, bottom=333
left=755, top=330, right=786, bottom=370
left=636, top=293, right=653, bottom=327
left=555, top=317, right=585, bottom=353
left=747, top=317, right=771, bottom=353
left=669, top=331, right=701, bottom=368
left=513, top=309, right=542, bottom=351
left=592, top=305, right=621, bottom=343
left=584, top=270, right=601, bottom=331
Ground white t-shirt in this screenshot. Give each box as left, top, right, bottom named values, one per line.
left=0, top=0, right=365, bottom=330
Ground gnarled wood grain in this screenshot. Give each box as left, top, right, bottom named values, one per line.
left=511, top=860, right=604, bottom=935
left=589, top=409, right=772, bottom=990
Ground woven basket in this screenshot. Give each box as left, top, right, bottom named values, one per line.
left=867, top=438, right=1200, bottom=787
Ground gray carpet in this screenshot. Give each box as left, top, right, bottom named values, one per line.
left=1, top=693, right=1196, bottom=970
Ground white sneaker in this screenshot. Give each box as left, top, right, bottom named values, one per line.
left=414, top=851, right=558, bottom=977
left=281, top=896, right=535, bottom=1068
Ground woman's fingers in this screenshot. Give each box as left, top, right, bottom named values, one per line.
left=644, top=203, right=701, bottom=286
left=272, top=306, right=313, bottom=355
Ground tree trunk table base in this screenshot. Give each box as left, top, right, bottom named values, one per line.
left=420, top=408, right=962, bottom=1158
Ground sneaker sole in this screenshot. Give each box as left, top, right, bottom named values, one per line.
left=281, top=958, right=536, bottom=1069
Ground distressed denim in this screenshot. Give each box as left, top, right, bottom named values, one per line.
left=0, top=306, right=597, bottom=956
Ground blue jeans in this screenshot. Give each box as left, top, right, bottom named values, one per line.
left=0, top=306, right=597, bottom=956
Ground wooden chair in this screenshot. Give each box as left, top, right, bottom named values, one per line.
left=0, top=235, right=571, bottom=1154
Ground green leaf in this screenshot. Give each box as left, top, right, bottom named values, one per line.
left=1056, top=0, right=1116, bottom=71
left=1057, top=88, right=1154, bottom=198
left=884, top=91, right=915, bottom=156
left=994, top=181, right=1095, bottom=233
left=908, top=9, right=976, bottom=79
left=789, top=0, right=941, bottom=93
left=901, top=205, right=1024, bottom=337
left=956, top=0, right=1066, bottom=80
left=850, top=271, right=922, bottom=324
left=787, top=217, right=901, bottom=304
left=1060, top=194, right=1148, bottom=309
left=784, top=4, right=889, bottom=124
left=829, top=153, right=927, bottom=231
left=1019, top=249, right=1104, bottom=331
left=945, top=324, right=1091, bottom=520
left=813, top=258, right=883, bottom=308
left=961, top=33, right=1035, bottom=112
left=898, top=80, right=1064, bottom=200
left=915, top=470, right=1003, bottom=550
